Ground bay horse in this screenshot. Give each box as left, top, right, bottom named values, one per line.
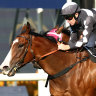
left=1, top=22, right=96, bottom=96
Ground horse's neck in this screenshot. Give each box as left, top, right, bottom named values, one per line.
left=32, top=35, right=89, bottom=76
left=32, top=36, right=57, bottom=53
left=32, top=36, right=77, bottom=75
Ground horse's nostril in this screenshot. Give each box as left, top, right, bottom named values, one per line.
left=3, top=66, right=10, bottom=71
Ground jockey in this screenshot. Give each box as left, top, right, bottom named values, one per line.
left=58, top=2, right=96, bottom=56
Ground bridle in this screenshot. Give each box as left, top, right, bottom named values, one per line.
left=8, top=34, right=58, bottom=74
left=8, top=35, right=34, bottom=74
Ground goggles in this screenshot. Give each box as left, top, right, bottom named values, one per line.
left=64, top=14, right=75, bottom=20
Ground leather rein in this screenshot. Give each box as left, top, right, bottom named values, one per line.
left=9, top=34, right=89, bottom=87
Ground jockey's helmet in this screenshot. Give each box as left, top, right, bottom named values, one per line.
left=61, top=2, right=80, bottom=16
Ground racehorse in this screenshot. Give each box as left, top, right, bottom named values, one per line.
left=1, top=22, right=96, bottom=96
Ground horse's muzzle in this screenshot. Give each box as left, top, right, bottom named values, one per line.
left=1, top=66, right=16, bottom=76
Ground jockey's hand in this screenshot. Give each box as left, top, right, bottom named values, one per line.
left=57, top=42, right=70, bottom=50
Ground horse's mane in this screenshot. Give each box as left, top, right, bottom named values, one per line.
left=29, top=29, right=43, bottom=37
left=28, top=29, right=57, bottom=43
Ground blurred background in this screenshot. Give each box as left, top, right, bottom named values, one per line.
left=0, top=0, right=95, bottom=96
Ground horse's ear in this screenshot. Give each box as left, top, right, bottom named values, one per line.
left=27, top=22, right=30, bottom=28
left=26, top=22, right=31, bottom=33
left=56, top=26, right=64, bottom=34
left=21, top=22, right=31, bottom=34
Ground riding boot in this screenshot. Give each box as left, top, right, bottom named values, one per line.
left=84, top=46, right=96, bottom=63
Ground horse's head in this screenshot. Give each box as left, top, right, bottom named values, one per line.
left=0, top=22, right=33, bottom=76
left=0, top=22, right=70, bottom=76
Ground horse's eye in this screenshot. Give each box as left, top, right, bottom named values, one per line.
left=18, top=44, right=24, bottom=48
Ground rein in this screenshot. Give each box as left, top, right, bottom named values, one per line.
left=36, top=49, right=58, bottom=61
left=45, top=56, right=89, bottom=87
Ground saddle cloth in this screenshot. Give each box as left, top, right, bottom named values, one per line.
left=46, top=28, right=62, bottom=41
